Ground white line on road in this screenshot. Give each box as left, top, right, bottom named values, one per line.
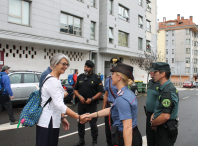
left=183, top=96, right=189, bottom=99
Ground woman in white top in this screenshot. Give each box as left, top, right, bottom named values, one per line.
left=36, top=53, right=88, bottom=146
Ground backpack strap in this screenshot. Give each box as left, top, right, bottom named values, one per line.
left=40, top=76, right=53, bottom=108
left=109, top=76, right=116, bottom=99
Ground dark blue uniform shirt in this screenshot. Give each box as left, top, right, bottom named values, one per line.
left=111, top=86, right=138, bottom=132
left=104, top=76, right=118, bottom=103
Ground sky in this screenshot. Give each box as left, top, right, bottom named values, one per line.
left=157, top=0, right=198, bottom=24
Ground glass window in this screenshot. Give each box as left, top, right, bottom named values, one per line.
left=35, top=75, right=39, bottom=82
left=138, top=15, right=143, bottom=28
left=172, top=49, right=174, bottom=54
left=60, top=13, right=81, bottom=36
left=8, top=0, right=30, bottom=25
left=147, top=1, right=151, bottom=12
left=186, top=48, right=190, bottom=54
left=138, top=37, right=143, bottom=50
left=166, top=40, right=168, bottom=46
left=109, top=0, right=113, bottom=14
left=118, top=31, right=128, bottom=47
left=186, top=57, right=190, bottom=63
left=166, top=49, right=168, bottom=54
left=166, top=58, right=168, bottom=63
left=166, top=31, right=168, bottom=36
left=146, top=20, right=151, bottom=32
left=185, top=67, right=190, bottom=73
left=90, top=21, right=95, bottom=39
left=24, top=74, right=34, bottom=83
left=146, top=40, right=151, bottom=52
left=194, top=41, right=196, bottom=46
left=139, top=0, right=142, bottom=6
left=77, top=0, right=83, bottom=1
left=172, top=58, right=174, bottom=63
left=194, top=58, right=197, bottom=64
left=172, top=31, right=174, bottom=36
left=118, top=5, right=129, bottom=21
left=91, top=0, right=95, bottom=7
left=186, top=39, right=190, bottom=45
left=9, top=73, right=22, bottom=84
left=171, top=67, right=174, bottom=73
left=194, top=50, right=197, bottom=56
left=167, top=22, right=175, bottom=26
left=109, top=28, right=114, bottom=43
left=195, top=33, right=196, bottom=38
left=186, top=29, right=189, bottom=35
left=172, top=40, right=174, bottom=45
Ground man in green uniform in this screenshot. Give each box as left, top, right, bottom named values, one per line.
left=151, top=62, right=179, bottom=146
left=145, top=63, right=160, bottom=146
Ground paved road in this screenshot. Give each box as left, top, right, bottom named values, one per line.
left=0, top=88, right=197, bottom=146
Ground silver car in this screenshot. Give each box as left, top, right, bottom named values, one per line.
left=8, top=71, right=41, bottom=101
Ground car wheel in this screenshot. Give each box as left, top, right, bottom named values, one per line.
left=135, top=89, right=138, bottom=96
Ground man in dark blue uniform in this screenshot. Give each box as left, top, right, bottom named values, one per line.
left=103, top=58, right=121, bottom=146
left=151, top=62, right=179, bottom=146
left=74, top=60, right=104, bottom=146
left=145, top=63, right=160, bottom=146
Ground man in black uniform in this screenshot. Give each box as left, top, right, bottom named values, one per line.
left=145, top=63, right=160, bottom=146
left=74, top=60, right=104, bottom=146
left=151, top=62, right=179, bottom=146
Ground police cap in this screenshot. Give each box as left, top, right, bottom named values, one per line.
left=110, top=63, right=133, bottom=80
left=149, top=63, right=156, bottom=71
left=85, top=60, right=94, bottom=68
left=154, top=62, right=170, bottom=72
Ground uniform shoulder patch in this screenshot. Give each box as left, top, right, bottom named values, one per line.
left=162, top=99, right=171, bottom=107
left=156, top=87, right=159, bottom=90
left=176, top=89, right=178, bottom=93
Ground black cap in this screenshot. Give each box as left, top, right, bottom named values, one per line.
left=85, top=60, right=94, bottom=68
left=110, top=63, right=133, bottom=80
left=154, top=62, right=170, bottom=72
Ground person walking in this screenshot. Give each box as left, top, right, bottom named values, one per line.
left=145, top=63, right=160, bottom=146
left=151, top=62, right=179, bottom=146
left=0, top=66, right=18, bottom=125
left=39, top=66, right=52, bottom=89
left=87, top=63, right=142, bottom=146
left=36, top=53, right=88, bottom=146
left=73, top=60, right=104, bottom=146
left=71, top=69, right=78, bottom=105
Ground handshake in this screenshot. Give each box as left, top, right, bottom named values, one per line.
left=79, top=113, right=94, bottom=124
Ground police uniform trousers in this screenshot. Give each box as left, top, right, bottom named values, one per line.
left=155, top=126, right=178, bottom=146
left=118, top=126, right=142, bottom=146
left=104, top=103, right=113, bottom=145
left=36, top=117, right=60, bottom=146
left=0, top=94, right=16, bottom=122
left=146, top=114, right=156, bottom=146
left=78, top=101, right=98, bottom=139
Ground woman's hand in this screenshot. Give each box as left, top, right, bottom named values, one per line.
left=80, top=113, right=91, bottom=124
left=62, top=118, right=70, bottom=130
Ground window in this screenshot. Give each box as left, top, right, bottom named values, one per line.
left=118, top=5, right=129, bottom=21
left=146, top=40, right=151, bottom=52
left=194, top=41, right=196, bottom=46
left=186, top=39, right=190, bottom=45
left=8, top=0, right=30, bottom=25
left=166, top=31, right=168, bottom=36
left=172, top=49, right=174, bottom=54
left=172, top=31, right=174, bottom=36
left=60, top=13, right=82, bottom=36
left=91, top=0, right=95, bottom=7
left=109, top=0, right=113, bottom=14
left=146, top=20, right=151, bottom=32
left=197, top=42, right=198, bottom=47
left=139, top=0, right=142, bottom=6
left=186, top=48, right=190, bottom=54
left=24, top=74, right=35, bottom=83
left=171, top=67, right=174, bottom=73
left=118, top=31, right=128, bottom=47
left=109, top=27, right=114, bottom=43
left=166, top=58, right=168, bottom=63
left=138, top=37, right=143, bottom=50
left=77, top=0, right=82, bottom=2
left=138, top=15, right=143, bottom=28
left=167, top=22, right=175, bottom=26
left=194, top=68, right=197, bottom=73
left=172, top=58, right=174, bottom=63
left=194, top=58, right=197, bottom=64
left=185, top=67, right=190, bottom=73
left=9, top=73, right=22, bottom=84
left=192, top=32, right=194, bottom=37
left=90, top=21, right=96, bottom=39
left=166, top=49, right=168, bottom=54
left=172, top=40, right=174, bottom=45
left=186, top=57, right=190, bottom=63
left=146, top=1, right=151, bottom=12
left=195, top=33, right=196, bottom=38
left=166, top=40, right=168, bottom=46
left=194, top=50, right=197, bottom=56
left=186, top=29, right=189, bottom=35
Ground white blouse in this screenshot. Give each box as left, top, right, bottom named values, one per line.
left=37, top=74, right=67, bottom=128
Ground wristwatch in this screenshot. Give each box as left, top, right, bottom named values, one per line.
left=91, top=98, right=94, bottom=102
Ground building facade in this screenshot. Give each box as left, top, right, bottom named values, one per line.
left=157, top=14, right=198, bottom=84
left=0, top=0, right=157, bottom=83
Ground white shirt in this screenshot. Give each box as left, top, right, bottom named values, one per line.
left=37, top=74, right=67, bottom=128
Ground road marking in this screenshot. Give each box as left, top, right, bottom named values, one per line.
left=183, top=96, right=189, bottom=99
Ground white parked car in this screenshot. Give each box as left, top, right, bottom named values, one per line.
left=9, top=71, right=41, bottom=101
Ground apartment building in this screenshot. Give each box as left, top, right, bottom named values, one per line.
left=0, top=0, right=157, bottom=82
left=157, top=14, right=198, bottom=84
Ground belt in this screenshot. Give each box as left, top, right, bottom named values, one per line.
left=118, top=126, right=138, bottom=137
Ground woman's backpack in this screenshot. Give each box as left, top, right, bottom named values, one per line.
left=17, top=76, right=53, bottom=128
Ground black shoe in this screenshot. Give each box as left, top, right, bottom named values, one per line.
left=74, top=140, right=85, bottom=146
left=92, top=141, right=97, bottom=146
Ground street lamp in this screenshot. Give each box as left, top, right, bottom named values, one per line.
left=180, top=42, right=183, bottom=87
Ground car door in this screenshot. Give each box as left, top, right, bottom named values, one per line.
left=21, top=73, right=39, bottom=99
left=9, top=73, right=22, bottom=101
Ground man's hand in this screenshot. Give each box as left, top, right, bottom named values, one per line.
left=80, top=113, right=91, bottom=124
left=62, top=118, right=70, bottom=130
left=10, top=96, right=14, bottom=99
left=64, top=91, right=68, bottom=98
left=79, top=96, right=86, bottom=104
left=85, top=98, right=92, bottom=104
